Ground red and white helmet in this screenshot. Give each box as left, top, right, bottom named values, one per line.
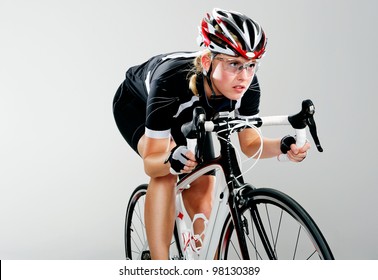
left=198, top=8, right=267, bottom=59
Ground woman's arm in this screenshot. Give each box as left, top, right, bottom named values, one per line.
left=238, top=128, right=281, bottom=159
left=141, top=136, right=172, bottom=178
left=141, top=136, right=197, bottom=178
left=237, top=128, right=310, bottom=162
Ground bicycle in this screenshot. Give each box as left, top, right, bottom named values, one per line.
left=124, top=99, right=334, bottom=260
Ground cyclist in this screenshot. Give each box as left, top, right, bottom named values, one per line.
left=113, top=8, right=310, bottom=260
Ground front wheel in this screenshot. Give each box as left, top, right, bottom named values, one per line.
left=124, top=184, right=182, bottom=260
left=217, top=188, right=334, bottom=260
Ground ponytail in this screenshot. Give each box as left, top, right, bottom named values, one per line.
left=188, top=50, right=211, bottom=96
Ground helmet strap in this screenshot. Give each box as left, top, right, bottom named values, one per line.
left=204, top=61, right=217, bottom=99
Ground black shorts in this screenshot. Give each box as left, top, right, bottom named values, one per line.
left=113, top=81, right=146, bottom=155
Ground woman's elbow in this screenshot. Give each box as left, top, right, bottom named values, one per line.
left=239, top=145, right=250, bottom=158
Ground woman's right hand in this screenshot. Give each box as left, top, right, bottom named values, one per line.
left=165, top=146, right=197, bottom=175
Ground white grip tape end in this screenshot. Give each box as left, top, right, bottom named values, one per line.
left=278, top=128, right=307, bottom=162
left=296, top=128, right=307, bottom=148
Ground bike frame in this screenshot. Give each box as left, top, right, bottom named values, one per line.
left=173, top=100, right=323, bottom=260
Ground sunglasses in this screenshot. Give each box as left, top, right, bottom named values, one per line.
left=215, top=56, right=259, bottom=76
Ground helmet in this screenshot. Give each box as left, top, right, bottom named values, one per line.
left=198, top=8, right=267, bottom=59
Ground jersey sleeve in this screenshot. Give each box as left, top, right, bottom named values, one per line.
left=145, top=79, right=179, bottom=139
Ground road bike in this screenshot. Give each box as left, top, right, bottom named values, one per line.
left=124, top=99, right=334, bottom=260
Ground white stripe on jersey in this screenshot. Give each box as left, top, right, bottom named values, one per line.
left=145, top=70, right=151, bottom=93
left=161, top=51, right=202, bottom=61
left=145, top=127, right=171, bottom=139
left=173, top=95, right=200, bottom=118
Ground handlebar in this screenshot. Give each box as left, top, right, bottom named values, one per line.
left=181, top=99, right=323, bottom=162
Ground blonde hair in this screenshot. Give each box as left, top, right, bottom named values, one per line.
left=188, top=50, right=211, bottom=96
left=189, top=25, right=239, bottom=96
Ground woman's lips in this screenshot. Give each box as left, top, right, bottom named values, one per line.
left=233, top=85, right=246, bottom=93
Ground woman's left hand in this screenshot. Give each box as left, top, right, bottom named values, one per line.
left=287, top=142, right=311, bottom=162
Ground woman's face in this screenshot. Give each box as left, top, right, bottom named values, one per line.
left=209, top=54, right=258, bottom=100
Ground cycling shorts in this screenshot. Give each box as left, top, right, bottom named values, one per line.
left=113, top=81, right=146, bottom=155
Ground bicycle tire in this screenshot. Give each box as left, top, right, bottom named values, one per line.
left=217, top=187, right=334, bottom=260
left=124, top=184, right=182, bottom=260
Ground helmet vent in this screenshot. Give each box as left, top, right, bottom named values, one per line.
left=217, top=10, right=228, bottom=18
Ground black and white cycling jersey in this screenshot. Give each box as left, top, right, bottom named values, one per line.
left=114, top=51, right=261, bottom=149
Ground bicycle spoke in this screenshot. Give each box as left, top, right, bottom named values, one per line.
left=229, top=239, right=242, bottom=259
left=274, top=210, right=283, bottom=257
left=135, top=199, right=146, bottom=240
left=307, top=250, right=317, bottom=260
left=130, top=199, right=146, bottom=252
left=293, top=225, right=301, bottom=259
left=265, top=204, right=275, bottom=248
left=263, top=204, right=283, bottom=259
left=131, top=222, right=144, bottom=249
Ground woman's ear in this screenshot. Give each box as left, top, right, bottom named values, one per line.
left=201, top=53, right=211, bottom=75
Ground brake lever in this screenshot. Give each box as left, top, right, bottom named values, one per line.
left=289, top=99, right=323, bottom=152
left=306, top=115, right=323, bottom=152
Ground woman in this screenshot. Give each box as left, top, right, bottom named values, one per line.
left=113, top=8, right=309, bottom=259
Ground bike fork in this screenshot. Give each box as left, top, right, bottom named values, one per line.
left=249, top=205, right=277, bottom=260
left=231, top=208, right=251, bottom=259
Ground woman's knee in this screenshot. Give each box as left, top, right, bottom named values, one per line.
left=149, top=173, right=177, bottom=187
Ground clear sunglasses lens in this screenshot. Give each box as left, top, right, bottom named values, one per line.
left=236, top=63, right=257, bottom=75
left=219, top=58, right=259, bottom=75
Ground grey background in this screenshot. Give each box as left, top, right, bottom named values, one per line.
left=1, top=0, right=377, bottom=259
